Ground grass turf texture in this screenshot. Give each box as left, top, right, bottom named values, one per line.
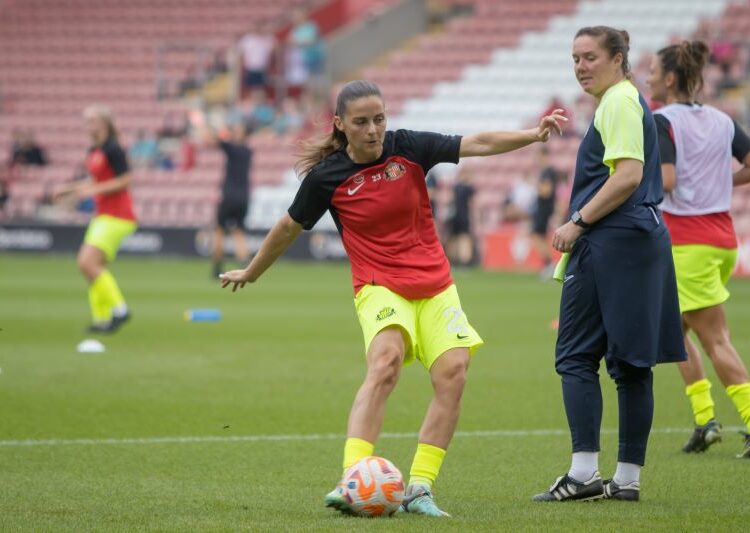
left=1, top=254, right=748, bottom=531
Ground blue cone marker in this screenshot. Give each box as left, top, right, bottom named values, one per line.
left=184, top=309, right=222, bottom=322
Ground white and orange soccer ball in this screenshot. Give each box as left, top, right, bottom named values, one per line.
left=341, top=456, right=405, bottom=517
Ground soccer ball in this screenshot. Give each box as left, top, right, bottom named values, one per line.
left=342, top=456, right=405, bottom=517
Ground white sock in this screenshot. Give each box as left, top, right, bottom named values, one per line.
left=113, top=304, right=128, bottom=317
left=568, top=452, right=599, bottom=482
left=613, top=462, right=640, bottom=486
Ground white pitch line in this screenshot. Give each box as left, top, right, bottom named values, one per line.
left=1, top=426, right=741, bottom=448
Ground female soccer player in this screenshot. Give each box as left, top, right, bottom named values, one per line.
left=648, top=41, right=750, bottom=458
left=56, top=105, right=137, bottom=333
left=532, top=27, right=686, bottom=503
left=220, top=80, right=565, bottom=516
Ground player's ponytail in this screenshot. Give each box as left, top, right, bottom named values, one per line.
left=295, top=80, right=382, bottom=178
left=657, top=40, right=709, bottom=99
left=575, top=26, right=631, bottom=78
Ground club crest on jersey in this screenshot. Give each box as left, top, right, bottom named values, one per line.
left=353, top=174, right=365, bottom=184
left=384, top=162, right=406, bottom=181
left=376, top=307, right=396, bottom=321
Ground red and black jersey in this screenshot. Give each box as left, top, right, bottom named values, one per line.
left=86, top=138, right=136, bottom=221
left=288, top=129, right=461, bottom=299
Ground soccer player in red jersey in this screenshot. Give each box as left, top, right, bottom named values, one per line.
left=648, top=41, right=750, bottom=458
left=220, top=81, right=565, bottom=516
left=56, top=105, right=137, bottom=333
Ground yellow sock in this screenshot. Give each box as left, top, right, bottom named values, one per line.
left=88, top=274, right=111, bottom=323
left=408, top=443, right=446, bottom=489
left=343, top=437, right=374, bottom=472
left=686, top=379, right=715, bottom=426
left=727, top=383, right=750, bottom=433
left=97, top=270, right=126, bottom=309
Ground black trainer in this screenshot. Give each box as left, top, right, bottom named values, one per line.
left=532, top=473, right=604, bottom=502
left=603, top=479, right=640, bottom=501
left=111, top=311, right=131, bottom=332
left=86, top=322, right=115, bottom=334
left=738, top=432, right=750, bottom=459
left=682, top=419, right=722, bottom=453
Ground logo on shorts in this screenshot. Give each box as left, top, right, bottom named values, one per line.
left=376, top=307, right=396, bottom=321
left=456, top=334, right=469, bottom=340
left=384, top=161, right=406, bottom=181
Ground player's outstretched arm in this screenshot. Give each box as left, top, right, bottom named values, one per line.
left=459, top=109, right=567, bottom=158
left=220, top=213, right=302, bottom=292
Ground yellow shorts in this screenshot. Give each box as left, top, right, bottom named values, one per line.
left=672, top=244, right=737, bottom=313
left=84, top=215, right=137, bottom=261
left=354, top=284, right=483, bottom=370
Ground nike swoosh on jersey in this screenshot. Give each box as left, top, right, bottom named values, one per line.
left=347, top=182, right=365, bottom=195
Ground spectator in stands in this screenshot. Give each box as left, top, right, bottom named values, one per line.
left=648, top=40, right=750, bottom=459
left=10, top=128, right=48, bottom=167
left=54, top=105, right=136, bottom=334
left=237, top=21, right=275, bottom=91
left=244, top=89, right=275, bottom=130
left=447, top=171, right=475, bottom=266
left=129, top=129, right=159, bottom=168
left=501, top=173, right=535, bottom=223
left=530, top=146, right=563, bottom=279
left=289, top=8, right=326, bottom=97
left=272, top=96, right=306, bottom=136
left=191, top=110, right=253, bottom=278
left=218, top=80, right=566, bottom=517
left=533, top=26, right=685, bottom=503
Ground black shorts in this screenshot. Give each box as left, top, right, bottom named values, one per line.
left=555, top=225, right=686, bottom=368
left=531, top=212, right=551, bottom=236
left=449, top=216, right=471, bottom=235
left=217, top=199, right=248, bottom=231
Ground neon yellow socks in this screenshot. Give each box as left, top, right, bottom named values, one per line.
left=408, top=443, right=446, bottom=489
left=88, top=270, right=127, bottom=324
left=343, top=437, right=374, bottom=472
left=97, top=270, right=126, bottom=309
left=686, top=378, right=715, bottom=426
left=727, top=383, right=750, bottom=432
left=88, top=274, right=111, bottom=324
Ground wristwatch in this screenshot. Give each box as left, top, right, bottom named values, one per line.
left=571, top=210, right=590, bottom=229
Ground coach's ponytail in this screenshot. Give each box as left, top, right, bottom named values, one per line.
left=295, top=80, right=382, bottom=178
left=657, top=40, right=710, bottom=99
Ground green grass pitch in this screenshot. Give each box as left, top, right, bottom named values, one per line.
left=1, top=254, right=748, bottom=531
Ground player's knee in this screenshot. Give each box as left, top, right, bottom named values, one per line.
left=555, top=356, right=598, bottom=383
left=437, top=355, right=468, bottom=389
left=702, top=331, right=733, bottom=357
left=77, top=254, right=96, bottom=279
left=609, top=360, right=652, bottom=386
left=367, top=345, right=403, bottom=388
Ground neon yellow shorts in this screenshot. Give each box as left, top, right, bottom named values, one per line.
left=83, top=215, right=137, bottom=261
left=672, top=244, right=737, bottom=313
left=354, top=283, right=483, bottom=370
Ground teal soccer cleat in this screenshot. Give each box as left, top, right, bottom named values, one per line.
left=400, top=485, right=450, bottom=517
left=324, top=483, right=354, bottom=515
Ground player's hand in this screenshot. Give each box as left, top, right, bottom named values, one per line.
left=536, top=109, right=567, bottom=142
left=219, top=269, right=254, bottom=292
left=52, top=187, right=76, bottom=204
left=552, top=220, right=584, bottom=252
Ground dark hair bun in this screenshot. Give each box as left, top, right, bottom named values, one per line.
left=689, top=40, right=710, bottom=66
left=619, top=29, right=630, bottom=48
